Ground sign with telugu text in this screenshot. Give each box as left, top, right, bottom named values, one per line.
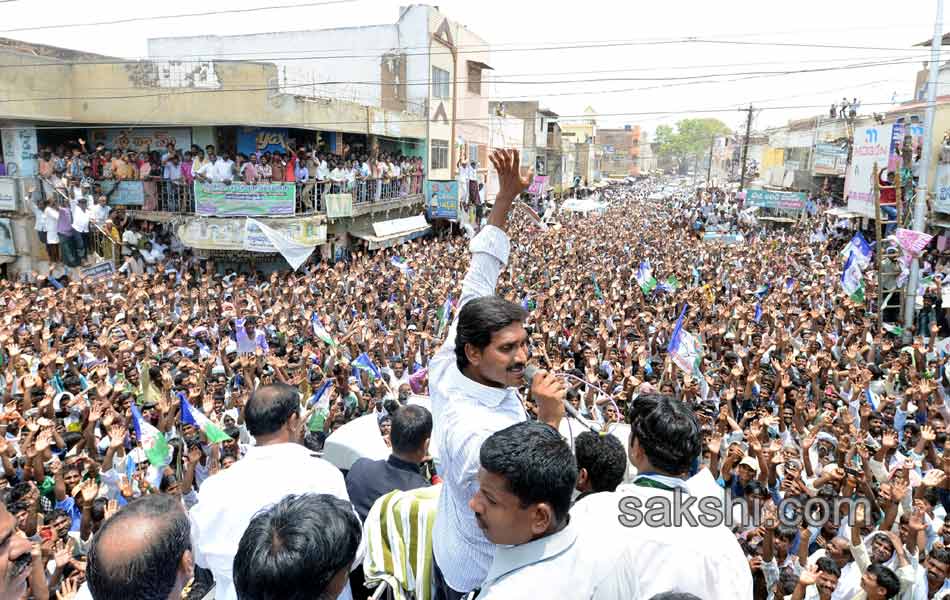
left=176, top=215, right=326, bottom=250
left=80, top=261, right=116, bottom=281
left=0, top=178, right=17, bottom=211
left=89, top=127, right=192, bottom=155
left=194, top=182, right=296, bottom=217
left=813, top=143, right=849, bottom=176
left=745, top=189, right=806, bottom=210
left=846, top=124, right=893, bottom=219
left=935, top=163, right=950, bottom=214
left=426, top=180, right=458, bottom=220
left=527, top=175, right=549, bottom=197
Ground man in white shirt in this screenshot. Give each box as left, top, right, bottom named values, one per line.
left=473, top=421, right=637, bottom=600
left=570, top=393, right=754, bottom=600
left=189, top=383, right=358, bottom=600
left=71, top=197, right=91, bottom=264
left=429, top=148, right=565, bottom=599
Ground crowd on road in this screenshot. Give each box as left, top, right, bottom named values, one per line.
left=0, top=147, right=948, bottom=600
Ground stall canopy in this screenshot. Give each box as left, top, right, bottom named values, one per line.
left=351, top=214, right=431, bottom=250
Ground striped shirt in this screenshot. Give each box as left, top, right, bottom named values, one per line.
left=430, top=225, right=527, bottom=592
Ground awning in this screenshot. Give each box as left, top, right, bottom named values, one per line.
left=351, top=214, right=431, bottom=250
left=825, top=207, right=863, bottom=219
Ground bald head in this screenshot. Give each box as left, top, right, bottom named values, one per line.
left=87, top=494, right=192, bottom=600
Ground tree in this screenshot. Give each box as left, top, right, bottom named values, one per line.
left=655, top=119, right=732, bottom=165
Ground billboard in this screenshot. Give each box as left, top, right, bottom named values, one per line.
left=845, top=125, right=892, bottom=219
left=89, top=127, right=192, bottom=154
left=194, top=182, right=296, bottom=217
left=426, top=180, right=458, bottom=220
left=813, top=143, right=849, bottom=176
left=745, top=189, right=806, bottom=210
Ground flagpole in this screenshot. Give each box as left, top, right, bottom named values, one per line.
left=904, top=0, right=943, bottom=328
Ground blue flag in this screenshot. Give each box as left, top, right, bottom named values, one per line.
left=353, top=353, right=382, bottom=380
left=754, top=303, right=763, bottom=323
left=308, top=379, right=333, bottom=408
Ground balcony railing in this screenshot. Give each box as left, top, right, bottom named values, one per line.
left=113, top=175, right=424, bottom=216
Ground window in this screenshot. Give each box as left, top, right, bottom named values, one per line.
left=468, top=143, right=478, bottom=166
left=467, top=62, right=482, bottom=95
left=432, top=67, right=450, bottom=99
left=431, top=139, right=449, bottom=170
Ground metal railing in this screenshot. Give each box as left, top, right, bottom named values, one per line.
left=112, top=175, right=425, bottom=216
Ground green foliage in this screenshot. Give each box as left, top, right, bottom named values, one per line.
left=655, top=119, right=732, bottom=162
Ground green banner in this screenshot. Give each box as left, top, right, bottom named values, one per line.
left=194, top=182, right=296, bottom=217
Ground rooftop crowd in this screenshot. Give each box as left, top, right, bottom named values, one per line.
left=0, top=148, right=946, bottom=600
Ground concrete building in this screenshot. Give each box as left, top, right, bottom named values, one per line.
left=0, top=34, right=431, bottom=274
left=149, top=4, right=493, bottom=187
left=596, top=126, right=641, bottom=178
left=486, top=111, right=525, bottom=201
left=489, top=101, right=559, bottom=184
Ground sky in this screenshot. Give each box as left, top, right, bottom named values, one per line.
left=0, top=0, right=944, bottom=137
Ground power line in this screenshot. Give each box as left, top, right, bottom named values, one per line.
left=0, top=102, right=908, bottom=132
left=0, top=0, right=358, bottom=34
left=3, top=36, right=944, bottom=70
left=0, top=56, right=928, bottom=104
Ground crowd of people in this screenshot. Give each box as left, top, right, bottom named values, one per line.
left=0, top=147, right=948, bottom=600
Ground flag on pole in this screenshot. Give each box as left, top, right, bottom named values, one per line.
left=667, top=305, right=702, bottom=374
left=753, top=284, right=770, bottom=299
left=130, top=404, right=170, bottom=467
left=841, top=253, right=865, bottom=303
left=437, top=296, right=453, bottom=337
left=179, top=393, right=232, bottom=443
left=637, top=262, right=657, bottom=294
left=353, top=353, right=382, bottom=380
left=310, top=313, right=337, bottom=347
left=840, top=232, right=873, bottom=269
left=754, top=303, right=763, bottom=323
left=882, top=323, right=905, bottom=337
left=391, top=257, right=414, bottom=278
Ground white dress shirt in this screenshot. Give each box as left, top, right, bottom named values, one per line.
left=570, top=473, right=754, bottom=600
left=430, top=225, right=528, bottom=593
left=189, top=442, right=355, bottom=600
left=476, top=519, right=641, bottom=600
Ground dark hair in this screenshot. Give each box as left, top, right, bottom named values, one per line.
left=87, top=494, right=190, bottom=600
left=574, top=431, right=626, bottom=493
left=816, top=556, right=841, bottom=578
left=479, top=422, right=577, bottom=523
left=867, top=563, right=900, bottom=598
left=233, top=494, right=361, bottom=600
left=627, top=394, right=701, bottom=475
left=931, top=547, right=950, bottom=566
left=775, top=525, right=798, bottom=542
left=245, top=383, right=299, bottom=436
left=454, top=296, right=526, bottom=370
left=390, top=405, right=432, bottom=456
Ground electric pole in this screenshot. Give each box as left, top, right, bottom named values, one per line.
left=738, top=104, right=753, bottom=191
left=903, top=0, right=943, bottom=328
left=705, top=135, right=715, bottom=189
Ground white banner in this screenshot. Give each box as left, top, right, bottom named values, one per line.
left=845, top=125, right=892, bottom=219
left=244, top=219, right=316, bottom=271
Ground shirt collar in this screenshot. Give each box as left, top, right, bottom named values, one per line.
left=449, top=362, right=512, bottom=408
left=484, top=520, right=577, bottom=585
left=387, top=454, right=422, bottom=474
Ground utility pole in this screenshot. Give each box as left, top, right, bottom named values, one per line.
left=903, top=0, right=943, bottom=328
left=705, top=135, right=715, bottom=189
left=739, top=104, right=753, bottom=191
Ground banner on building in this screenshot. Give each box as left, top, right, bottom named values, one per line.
left=325, top=193, right=353, bottom=219
left=244, top=219, right=316, bottom=270
left=1, top=127, right=38, bottom=177
left=936, top=163, right=950, bottom=214
left=746, top=189, right=806, bottom=210
left=99, top=181, right=145, bottom=206
left=0, top=178, right=17, bottom=211
left=426, top=180, right=458, bottom=220
left=237, top=127, right=290, bottom=156
left=845, top=125, right=892, bottom=219
left=0, top=218, right=14, bottom=256
left=194, top=182, right=296, bottom=217
left=176, top=215, right=327, bottom=251
left=89, top=128, right=192, bottom=155
left=813, top=143, right=849, bottom=176
left=703, top=232, right=744, bottom=245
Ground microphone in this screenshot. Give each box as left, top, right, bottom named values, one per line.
left=522, top=364, right=588, bottom=426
